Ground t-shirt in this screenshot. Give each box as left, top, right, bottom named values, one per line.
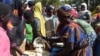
left=45, top=15, right=59, bottom=37
left=26, top=23, right=33, bottom=43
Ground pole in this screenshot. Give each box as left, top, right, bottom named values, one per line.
left=88, top=0, right=90, bottom=10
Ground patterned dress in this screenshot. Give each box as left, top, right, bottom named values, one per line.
left=55, top=22, right=93, bottom=56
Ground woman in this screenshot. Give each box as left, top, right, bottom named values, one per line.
left=55, top=4, right=93, bottom=56
left=32, top=2, right=46, bottom=39
left=93, top=5, right=100, bottom=56
left=78, top=3, right=91, bottom=23
left=92, top=5, right=100, bottom=22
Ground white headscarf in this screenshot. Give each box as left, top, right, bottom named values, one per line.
left=81, top=3, right=87, bottom=10
left=79, top=3, right=91, bottom=17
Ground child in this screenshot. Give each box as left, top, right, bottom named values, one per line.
left=24, top=10, right=34, bottom=50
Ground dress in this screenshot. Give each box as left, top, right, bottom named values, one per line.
left=55, top=22, right=93, bottom=56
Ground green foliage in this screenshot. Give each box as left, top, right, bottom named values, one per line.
left=32, top=0, right=100, bottom=10
left=34, top=0, right=60, bottom=7
left=42, top=0, right=50, bottom=6
left=48, top=0, right=60, bottom=7
left=35, top=0, right=42, bottom=2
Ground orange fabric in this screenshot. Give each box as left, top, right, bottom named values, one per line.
left=69, top=22, right=78, bottom=30
left=7, top=21, right=14, bottom=31
left=13, top=9, right=18, bottom=16
left=69, top=22, right=81, bottom=40
left=97, top=13, right=100, bottom=19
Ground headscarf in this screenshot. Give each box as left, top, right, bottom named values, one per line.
left=81, top=3, right=87, bottom=11
left=78, top=3, right=91, bottom=20
left=59, top=4, right=78, bottom=18
left=34, top=2, right=46, bottom=37
left=92, top=5, right=100, bottom=16
left=79, top=3, right=88, bottom=16
left=60, top=4, right=72, bottom=11
left=71, top=9, right=78, bottom=18
left=57, top=4, right=72, bottom=18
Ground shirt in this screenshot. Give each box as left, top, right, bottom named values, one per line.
left=0, top=27, right=10, bottom=56
left=26, top=23, right=33, bottom=43
left=45, top=15, right=59, bottom=38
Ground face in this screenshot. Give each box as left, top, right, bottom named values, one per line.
left=58, top=10, right=71, bottom=23
left=81, top=5, right=85, bottom=11
left=1, top=14, right=10, bottom=24
left=22, top=3, right=27, bottom=11
left=32, top=6, right=35, bottom=11
left=46, top=9, right=53, bottom=16
left=0, top=13, right=10, bottom=30
left=96, top=7, right=100, bottom=13
left=53, top=9, right=57, bottom=15
left=26, top=17, right=33, bottom=24
left=29, top=6, right=35, bottom=12
left=64, top=10, right=72, bottom=17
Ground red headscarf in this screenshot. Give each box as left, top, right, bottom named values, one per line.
left=71, top=9, right=78, bottom=18
left=97, top=13, right=100, bottom=19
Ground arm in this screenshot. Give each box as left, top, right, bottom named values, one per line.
left=0, top=34, right=10, bottom=56
left=31, top=18, right=43, bottom=43
left=55, top=26, right=75, bottom=56
left=32, top=18, right=42, bottom=37
left=85, top=12, right=91, bottom=23
left=7, top=21, right=26, bottom=56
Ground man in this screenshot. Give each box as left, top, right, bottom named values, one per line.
left=45, top=5, right=59, bottom=38
left=0, top=2, right=10, bottom=56
left=27, top=1, right=35, bottom=12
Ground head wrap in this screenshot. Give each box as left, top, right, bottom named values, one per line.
left=57, top=4, right=72, bottom=16
left=60, top=4, right=72, bottom=11
left=81, top=3, right=87, bottom=10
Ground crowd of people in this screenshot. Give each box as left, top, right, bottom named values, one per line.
left=0, top=0, right=100, bottom=56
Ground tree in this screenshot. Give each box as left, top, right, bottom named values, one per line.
left=33, top=0, right=65, bottom=7
left=46, top=0, right=60, bottom=7
left=42, top=0, right=50, bottom=6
